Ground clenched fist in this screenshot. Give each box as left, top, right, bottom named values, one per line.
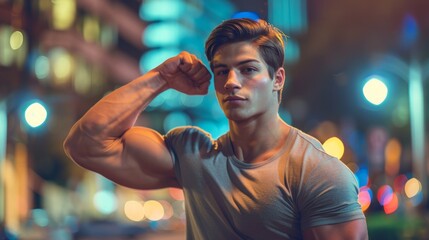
left=154, top=52, right=211, bottom=95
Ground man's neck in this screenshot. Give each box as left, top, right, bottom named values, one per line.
left=228, top=115, right=290, bottom=164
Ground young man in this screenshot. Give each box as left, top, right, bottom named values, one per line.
left=64, top=18, right=368, bottom=239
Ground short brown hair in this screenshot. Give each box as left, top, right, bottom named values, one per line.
left=205, top=18, right=287, bottom=102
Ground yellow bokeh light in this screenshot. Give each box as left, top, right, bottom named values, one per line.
left=385, top=138, right=401, bottom=176
left=322, top=137, right=345, bottom=159
left=74, top=63, right=92, bottom=94
left=404, top=178, right=421, bottom=198
left=143, top=200, right=164, bottom=221
left=0, top=25, right=14, bottom=66
left=83, top=16, right=100, bottom=43
left=52, top=0, right=76, bottom=30
left=51, top=49, right=74, bottom=85
left=10, top=31, right=24, bottom=50
left=4, top=159, right=22, bottom=233
left=124, top=200, right=145, bottom=222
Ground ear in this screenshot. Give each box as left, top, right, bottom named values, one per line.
left=273, top=67, right=285, bottom=91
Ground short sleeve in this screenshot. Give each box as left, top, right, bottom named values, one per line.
left=298, top=157, right=365, bottom=229
left=163, top=126, right=214, bottom=187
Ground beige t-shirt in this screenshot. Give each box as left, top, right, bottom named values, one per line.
left=165, top=126, right=365, bottom=240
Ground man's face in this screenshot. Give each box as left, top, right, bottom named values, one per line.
left=211, top=41, right=282, bottom=122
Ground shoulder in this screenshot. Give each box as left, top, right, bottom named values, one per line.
left=296, top=129, right=355, bottom=181
left=290, top=129, right=351, bottom=170
left=287, top=127, right=359, bottom=200
left=289, top=130, right=364, bottom=228
left=164, top=126, right=215, bottom=152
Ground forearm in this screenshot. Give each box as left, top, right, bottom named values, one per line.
left=69, top=70, right=167, bottom=143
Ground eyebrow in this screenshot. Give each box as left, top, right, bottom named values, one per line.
left=211, top=59, right=260, bottom=69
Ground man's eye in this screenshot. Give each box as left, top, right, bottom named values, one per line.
left=243, top=67, right=257, bottom=73
left=216, top=70, right=228, bottom=76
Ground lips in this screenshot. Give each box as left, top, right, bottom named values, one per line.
left=223, top=96, right=246, bottom=102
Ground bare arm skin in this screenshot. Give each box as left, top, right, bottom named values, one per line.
left=63, top=52, right=211, bottom=189
left=303, top=219, right=368, bottom=240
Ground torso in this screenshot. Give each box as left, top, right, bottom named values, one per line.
left=164, top=126, right=364, bottom=239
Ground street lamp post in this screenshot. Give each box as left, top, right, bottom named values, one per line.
left=368, top=53, right=428, bottom=205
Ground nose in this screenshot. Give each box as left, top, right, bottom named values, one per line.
left=224, top=70, right=241, bottom=91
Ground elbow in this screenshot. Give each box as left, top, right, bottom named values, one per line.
left=63, top=135, right=74, bottom=160
left=63, top=126, right=90, bottom=167
left=63, top=133, right=81, bottom=165
left=63, top=137, right=92, bottom=169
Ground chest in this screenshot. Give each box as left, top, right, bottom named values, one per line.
left=186, top=158, right=301, bottom=237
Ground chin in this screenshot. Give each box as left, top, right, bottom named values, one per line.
left=224, top=111, right=252, bottom=122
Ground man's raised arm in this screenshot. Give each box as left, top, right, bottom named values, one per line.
left=63, top=52, right=211, bottom=189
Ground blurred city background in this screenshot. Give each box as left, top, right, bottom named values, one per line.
left=1, top=0, right=429, bottom=239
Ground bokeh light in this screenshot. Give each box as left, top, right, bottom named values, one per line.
left=51, top=49, right=74, bottom=85
left=143, top=200, right=164, bottom=221
left=383, top=193, right=398, bottom=214
left=377, top=185, right=393, bottom=206
left=139, top=0, right=185, bottom=21
left=73, top=62, right=92, bottom=95
left=9, top=30, right=24, bottom=50
left=393, top=174, right=408, bottom=193
left=410, top=191, right=423, bottom=206
left=35, top=55, right=50, bottom=80
left=0, top=25, right=14, bottom=66
left=162, top=90, right=186, bottom=109
left=363, top=77, right=388, bottom=105
left=143, top=22, right=185, bottom=47
left=168, top=188, right=185, bottom=201
left=82, top=16, right=100, bottom=43
left=159, top=200, right=174, bottom=220
left=93, top=190, right=117, bottom=215
left=139, top=48, right=181, bottom=72
left=31, top=209, right=50, bottom=227
left=124, top=200, right=145, bottom=222
left=404, top=178, right=421, bottom=198
left=358, top=186, right=372, bottom=212
left=181, top=95, right=204, bottom=108
left=52, top=0, right=76, bottom=30
left=384, top=138, right=401, bottom=176
left=322, top=136, right=345, bottom=159
left=24, top=102, right=48, bottom=128
left=354, top=167, right=369, bottom=187
left=400, top=14, right=419, bottom=47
